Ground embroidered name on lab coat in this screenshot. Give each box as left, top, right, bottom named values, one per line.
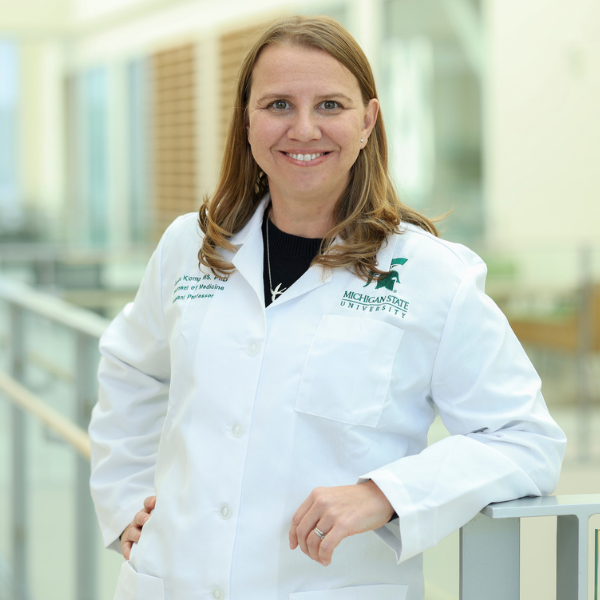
left=172, top=274, right=228, bottom=303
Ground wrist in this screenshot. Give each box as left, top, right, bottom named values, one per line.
left=361, top=479, right=395, bottom=522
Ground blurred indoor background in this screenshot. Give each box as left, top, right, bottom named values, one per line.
left=0, top=0, right=599, bottom=599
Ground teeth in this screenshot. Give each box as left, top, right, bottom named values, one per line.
left=286, top=153, right=324, bottom=161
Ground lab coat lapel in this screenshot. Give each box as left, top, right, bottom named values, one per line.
left=228, top=194, right=353, bottom=307
left=273, top=233, right=397, bottom=306
left=375, top=236, right=397, bottom=274
left=229, top=196, right=269, bottom=305
left=269, top=263, right=332, bottom=307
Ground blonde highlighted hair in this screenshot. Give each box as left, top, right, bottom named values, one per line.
left=198, top=15, right=438, bottom=280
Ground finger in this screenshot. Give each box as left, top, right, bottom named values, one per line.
left=318, top=523, right=348, bottom=566
left=121, top=523, right=133, bottom=542
left=295, top=489, right=332, bottom=556
left=289, top=493, right=316, bottom=550
left=289, top=522, right=298, bottom=550
left=126, top=525, right=142, bottom=544
left=121, top=540, right=132, bottom=560
left=305, top=526, right=324, bottom=562
left=295, top=513, right=315, bottom=556
left=289, top=515, right=300, bottom=550
left=134, top=510, right=151, bottom=527
left=296, top=505, right=325, bottom=557
left=306, top=519, right=333, bottom=563
left=144, top=496, right=156, bottom=511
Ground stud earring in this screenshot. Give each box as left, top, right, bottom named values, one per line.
left=360, top=138, right=364, bottom=143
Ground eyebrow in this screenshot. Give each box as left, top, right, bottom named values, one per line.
left=256, top=93, right=354, bottom=104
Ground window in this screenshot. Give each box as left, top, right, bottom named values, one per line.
left=0, top=40, right=19, bottom=233
left=82, top=66, right=109, bottom=245
left=383, top=0, right=484, bottom=244
left=128, top=58, right=151, bottom=243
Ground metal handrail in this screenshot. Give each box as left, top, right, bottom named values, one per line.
left=0, top=242, right=153, bottom=263
left=1, top=333, right=77, bottom=382
left=460, top=495, right=600, bottom=600
left=0, top=275, right=108, bottom=600
left=0, top=370, right=90, bottom=459
left=0, top=277, right=108, bottom=338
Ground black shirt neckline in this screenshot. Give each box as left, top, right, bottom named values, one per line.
left=262, top=210, right=324, bottom=307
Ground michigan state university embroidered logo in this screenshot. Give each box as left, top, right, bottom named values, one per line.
left=364, top=258, right=408, bottom=292
left=339, top=257, right=410, bottom=318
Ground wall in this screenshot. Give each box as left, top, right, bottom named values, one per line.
left=8, top=0, right=600, bottom=258
left=0, top=0, right=68, bottom=238
left=17, top=42, right=66, bottom=227
left=0, top=0, right=69, bottom=34
left=485, top=0, right=600, bottom=253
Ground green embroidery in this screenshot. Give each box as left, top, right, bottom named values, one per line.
left=364, top=258, right=408, bottom=291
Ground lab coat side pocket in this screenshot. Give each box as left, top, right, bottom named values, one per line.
left=113, top=560, right=165, bottom=600
left=289, top=583, right=408, bottom=600
left=296, top=316, right=404, bottom=427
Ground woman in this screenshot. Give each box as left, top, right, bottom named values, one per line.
left=89, top=15, right=566, bottom=600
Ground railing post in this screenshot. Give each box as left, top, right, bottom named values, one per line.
left=9, top=303, right=29, bottom=600
left=74, top=332, right=98, bottom=600
left=460, top=512, right=520, bottom=600
left=556, top=514, right=588, bottom=600
left=461, top=496, right=600, bottom=600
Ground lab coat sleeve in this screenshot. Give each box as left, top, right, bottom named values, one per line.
left=89, top=223, right=175, bottom=552
left=359, top=259, right=567, bottom=563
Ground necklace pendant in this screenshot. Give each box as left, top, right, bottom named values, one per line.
left=270, top=283, right=287, bottom=303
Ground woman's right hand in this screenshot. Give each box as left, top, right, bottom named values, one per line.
left=120, top=495, right=156, bottom=560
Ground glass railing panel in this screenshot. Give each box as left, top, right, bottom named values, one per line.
left=99, top=534, right=125, bottom=599
left=0, top=397, right=10, bottom=569
left=27, top=406, right=76, bottom=600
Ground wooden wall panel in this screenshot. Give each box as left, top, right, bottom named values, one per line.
left=151, top=43, right=197, bottom=237
left=218, top=24, right=266, bottom=161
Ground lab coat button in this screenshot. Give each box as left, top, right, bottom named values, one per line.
left=246, top=342, right=260, bottom=356
left=219, top=503, right=232, bottom=519
left=211, top=587, right=224, bottom=599
left=232, top=423, right=243, bottom=438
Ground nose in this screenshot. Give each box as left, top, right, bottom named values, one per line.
left=287, top=108, right=321, bottom=142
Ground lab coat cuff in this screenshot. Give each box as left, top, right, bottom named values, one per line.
left=357, top=473, right=408, bottom=563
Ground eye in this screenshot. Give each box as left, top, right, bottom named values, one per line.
left=319, top=100, right=341, bottom=110
left=269, top=100, right=290, bottom=110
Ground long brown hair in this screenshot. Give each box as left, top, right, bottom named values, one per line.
left=198, top=15, right=438, bottom=280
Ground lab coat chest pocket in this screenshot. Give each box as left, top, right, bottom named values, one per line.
left=113, top=561, right=164, bottom=600
left=289, top=584, right=408, bottom=600
left=296, top=316, right=404, bottom=427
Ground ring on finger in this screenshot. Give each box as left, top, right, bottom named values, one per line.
left=313, top=527, right=327, bottom=541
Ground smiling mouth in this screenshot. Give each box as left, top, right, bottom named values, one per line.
left=284, top=152, right=330, bottom=162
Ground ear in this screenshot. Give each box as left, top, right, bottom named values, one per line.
left=361, top=98, right=379, bottom=141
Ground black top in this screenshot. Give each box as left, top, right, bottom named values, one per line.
left=262, top=212, right=323, bottom=307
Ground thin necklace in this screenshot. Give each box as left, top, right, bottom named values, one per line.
left=266, top=212, right=287, bottom=303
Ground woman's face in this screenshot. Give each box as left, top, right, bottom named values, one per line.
left=246, top=44, right=378, bottom=209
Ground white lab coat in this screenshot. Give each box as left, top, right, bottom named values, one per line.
left=90, top=195, right=566, bottom=600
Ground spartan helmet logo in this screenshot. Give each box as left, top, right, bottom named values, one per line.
left=364, top=258, right=408, bottom=291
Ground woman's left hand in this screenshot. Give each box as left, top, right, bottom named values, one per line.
left=289, top=480, right=395, bottom=566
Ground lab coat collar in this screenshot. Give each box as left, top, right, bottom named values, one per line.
left=374, top=234, right=397, bottom=274
left=229, top=195, right=270, bottom=305
left=273, top=263, right=333, bottom=306
left=228, top=194, right=270, bottom=246
left=228, top=193, right=333, bottom=307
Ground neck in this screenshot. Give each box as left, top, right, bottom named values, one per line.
left=268, top=195, right=336, bottom=238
